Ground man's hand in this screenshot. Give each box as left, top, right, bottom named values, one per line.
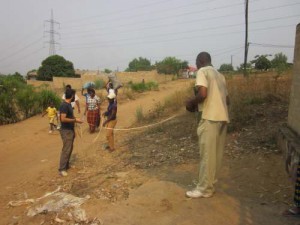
left=185, top=98, right=198, bottom=112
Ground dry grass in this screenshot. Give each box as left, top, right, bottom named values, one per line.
left=135, top=85, right=193, bottom=123
left=227, top=72, right=292, bottom=130
left=133, top=71, right=292, bottom=131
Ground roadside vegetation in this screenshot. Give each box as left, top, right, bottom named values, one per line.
left=134, top=69, right=292, bottom=133
left=0, top=73, right=60, bottom=125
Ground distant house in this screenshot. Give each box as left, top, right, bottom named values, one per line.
left=181, top=66, right=197, bottom=78
left=27, top=71, right=37, bottom=80
left=186, top=66, right=197, bottom=78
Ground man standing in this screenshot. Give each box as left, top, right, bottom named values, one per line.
left=62, top=84, right=81, bottom=114
left=59, top=88, right=83, bottom=176
left=186, top=52, right=229, bottom=198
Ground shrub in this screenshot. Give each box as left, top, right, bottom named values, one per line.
left=136, top=106, right=144, bottom=122
left=15, top=85, right=40, bottom=118
left=122, top=87, right=135, bottom=100
left=94, top=79, right=105, bottom=90
left=39, top=89, right=62, bottom=110
left=0, top=74, right=61, bottom=124
left=129, top=81, right=159, bottom=92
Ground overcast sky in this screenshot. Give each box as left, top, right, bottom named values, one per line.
left=0, top=0, right=299, bottom=75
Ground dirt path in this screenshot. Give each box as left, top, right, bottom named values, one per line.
left=0, top=79, right=296, bottom=225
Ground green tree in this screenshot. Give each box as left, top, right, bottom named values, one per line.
left=155, top=57, right=188, bottom=75
left=126, top=57, right=152, bottom=72
left=251, top=54, right=272, bottom=71
left=37, top=55, right=75, bottom=81
left=271, top=52, right=289, bottom=76
left=104, top=68, right=112, bottom=74
left=219, top=64, right=234, bottom=72
left=237, top=63, right=252, bottom=72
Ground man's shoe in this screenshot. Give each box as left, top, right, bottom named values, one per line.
left=186, top=189, right=213, bottom=198
left=59, top=171, right=68, bottom=177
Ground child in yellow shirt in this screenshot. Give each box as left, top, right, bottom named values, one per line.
left=42, top=102, right=58, bottom=133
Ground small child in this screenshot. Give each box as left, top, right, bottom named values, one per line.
left=42, top=102, right=58, bottom=133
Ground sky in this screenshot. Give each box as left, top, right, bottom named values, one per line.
left=0, top=0, right=299, bottom=75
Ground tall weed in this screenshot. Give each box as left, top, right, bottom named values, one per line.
left=227, top=74, right=291, bottom=131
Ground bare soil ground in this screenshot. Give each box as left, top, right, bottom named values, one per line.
left=0, top=79, right=297, bottom=225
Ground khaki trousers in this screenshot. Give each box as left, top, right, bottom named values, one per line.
left=196, top=119, right=227, bottom=195
left=106, top=120, right=117, bottom=149
left=59, top=129, right=75, bottom=171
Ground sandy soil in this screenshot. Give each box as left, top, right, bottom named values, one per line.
left=0, top=79, right=297, bottom=225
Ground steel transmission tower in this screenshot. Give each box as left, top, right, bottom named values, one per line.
left=44, top=9, right=60, bottom=56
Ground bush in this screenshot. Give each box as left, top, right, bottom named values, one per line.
left=39, top=89, right=62, bottom=110
left=129, top=81, right=159, bottom=92
left=0, top=74, right=61, bottom=124
left=15, top=85, right=40, bottom=118
left=94, top=79, right=105, bottom=90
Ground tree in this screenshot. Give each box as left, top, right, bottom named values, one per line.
left=271, top=53, right=289, bottom=76
left=251, top=54, right=271, bottom=71
left=237, top=63, right=252, bottom=72
left=155, top=57, right=188, bottom=75
left=37, top=55, right=75, bottom=81
left=104, top=68, right=112, bottom=74
left=219, top=64, right=234, bottom=72
left=126, top=57, right=152, bottom=72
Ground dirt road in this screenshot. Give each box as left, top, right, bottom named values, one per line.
left=0, top=79, right=296, bottom=225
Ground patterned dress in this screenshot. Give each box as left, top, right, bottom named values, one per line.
left=86, top=95, right=101, bottom=130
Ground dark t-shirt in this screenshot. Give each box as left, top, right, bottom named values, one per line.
left=59, top=101, right=75, bottom=130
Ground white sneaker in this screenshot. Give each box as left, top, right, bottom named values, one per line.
left=186, top=189, right=213, bottom=198
left=59, top=171, right=68, bottom=177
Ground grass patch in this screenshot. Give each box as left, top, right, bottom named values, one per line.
left=129, top=81, right=159, bottom=92
left=227, top=74, right=291, bottom=131
left=135, top=106, right=144, bottom=122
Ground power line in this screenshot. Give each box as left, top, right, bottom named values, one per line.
left=61, top=14, right=300, bottom=46
left=63, top=0, right=248, bottom=31
left=1, top=47, right=44, bottom=69
left=60, top=15, right=299, bottom=49
left=61, top=0, right=298, bottom=34
left=60, top=23, right=295, bottom=51
left=60, top=2, right=300, bottom=40
left=0, top=37, right=43, bottom=63
left=62, top=0, right=175, bottom=24
left=1, top=25, right=43, bottom=54
left=249, top=42, right=294, bottom=48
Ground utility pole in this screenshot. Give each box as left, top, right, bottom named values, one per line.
left=231, top=55, right=233, bottom=67
left=243, top=0, right=249, bottom=77
left=44, top=9, right=60, bottom=56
